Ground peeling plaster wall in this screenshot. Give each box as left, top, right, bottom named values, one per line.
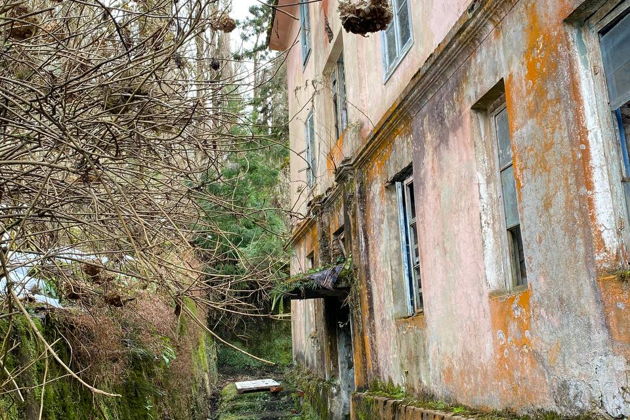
left=282, top=0, right=629, bottom=417
left=282, top=0, right=472, bottom=218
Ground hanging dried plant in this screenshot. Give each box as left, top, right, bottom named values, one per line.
left=6, top=5, right=39, bottom=40
left=338, top=0, right=393, bottom=35
left=210, top=14, right=237, bottom=33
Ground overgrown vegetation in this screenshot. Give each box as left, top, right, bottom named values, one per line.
left=0, top=298, right=215, bottom=420
left=0, top=0, right=291, bottom=417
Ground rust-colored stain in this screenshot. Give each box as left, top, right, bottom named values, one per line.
left=509, top=2, right=611, bottom=266
left=488, top=287, right=550, bottom=406
left=326, top=132, right=344, bottom=174
left=597, top=275, right=630, bottom=357
left=395, top=313, right=426, bottom=329
left=366, top=115, right=412, bottom=181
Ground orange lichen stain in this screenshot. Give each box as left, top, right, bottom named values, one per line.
left=366, top=116, right=412, bottom=182
left=547, top=341, right=561, bottom=366
left=488, top=287, right=551, bottom=407
left=298, top=223, right=319, bottom=262
left=363, top=95, right=407, bottom=144
left=508, top=2, right=611, bottom=266
left=326, top=132, right=344, bottom=174
left=597, top=274, right=630, bottom=356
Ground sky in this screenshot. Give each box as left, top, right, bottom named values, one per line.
left=232, top=0, right=259, bottom=21
left=231, top=0, right=259, bottom=51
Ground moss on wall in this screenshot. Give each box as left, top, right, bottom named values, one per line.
left=351, top=386, right=605, bottom=420
left=286, top=366, right=336, bottom=420
left=0, top=302, right=217, bottom=420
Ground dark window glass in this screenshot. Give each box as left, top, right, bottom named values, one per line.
left=300, top=1, right=311, bottom=65
left=333, top=56, right=348, bottom=138
left=385, top=24, right=397, bottom=67
left=601, top=13, right=630, bottom=177
left=494, top=107, right=527, bottom=287
left=305, top=112, right=316, bottom=186
left=383, top=0, right=412, bottom=74
left=601, top=12, right=630, bottom=109
left=397, top=177, right=422, bottom=312
left=495, top=107, right=512, bottom=168
left=397, top=0, right=411, bottom=48
left=500, top=166, right=520, bottom=229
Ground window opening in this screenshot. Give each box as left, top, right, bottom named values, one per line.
left=305, top=111, right=316, bottom=187
left=396, top=175, right=422, bottom=313
left=299, top=0, right=311, bottom=66
left=494, top=107, right=527, bottom=287
left=600, top=11, right=630, bottom=177
left=382, top=0, right=412, bottom=75
left=332, top=55, right=348, bottom=138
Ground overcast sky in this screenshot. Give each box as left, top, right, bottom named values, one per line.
left=232, top=0, right=258, bottom=21
left=231, top=0, right=259, bottom=51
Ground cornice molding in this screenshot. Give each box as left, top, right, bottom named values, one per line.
left=291, top=0, right=521, bottom=242
left=353, top=0, right=519, bottom=170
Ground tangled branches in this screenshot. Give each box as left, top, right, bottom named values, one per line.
left=0, top=0, right=289, bottom=409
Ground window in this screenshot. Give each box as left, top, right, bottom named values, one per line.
left=332, top=55, right=348, bottom=138
left=306, top=252, right=315, bottom=270
left=382, top=0, right=412, bottom=77
left=494, top=107, right=527, bottom=287
left=396, top=175, right=422, bottom=313
left=333, top=226, right=346, bottom=261
left=299, top=0, right=311, bottom=66
left=305, top=111, right=316, bottom=187
left=600, top=11, right=630, bottom=178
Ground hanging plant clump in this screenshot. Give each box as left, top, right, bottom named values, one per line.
left=7, top=5, right=39, bottom=40
left=210, top=14, right=236, bottom=33
left=338, top=0, right=393, bottom=35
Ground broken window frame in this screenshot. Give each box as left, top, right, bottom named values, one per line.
left=492, top=104, right=528, bottom=289
left=381, top=0, right=413, bottom=81
left=333, top=226, right=347, bottom=261
left=299, top=0, right=311, bottom=66
left=305, top=111, right=316, bottom=187
left=332, top=54, right=348, bottom=139
left=396, top=175, right=422, bottom=314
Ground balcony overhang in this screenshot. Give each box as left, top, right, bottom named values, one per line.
left=267, top=0, right=298, bottom=51
left=281, top=263, right=351, bottom=300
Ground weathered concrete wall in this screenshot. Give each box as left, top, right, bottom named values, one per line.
left=278, top=0, right=630, bottom=418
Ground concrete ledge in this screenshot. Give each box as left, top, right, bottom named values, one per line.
left=351, top=393, right=475, bottom=420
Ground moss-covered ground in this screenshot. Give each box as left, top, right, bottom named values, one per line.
left=212, top=318, right=317, bottom=420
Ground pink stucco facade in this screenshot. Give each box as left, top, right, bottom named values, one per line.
left=271, top=0, right=630, bottom=418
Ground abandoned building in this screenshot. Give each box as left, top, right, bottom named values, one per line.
left=268, top=0, right=629, bottom=418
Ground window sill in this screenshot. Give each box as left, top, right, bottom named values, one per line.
left=489, top=284, right=529, bottom=299
left=395, top=310, right=426, bottom=329
left=383, top=40, right=414, bottom=84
